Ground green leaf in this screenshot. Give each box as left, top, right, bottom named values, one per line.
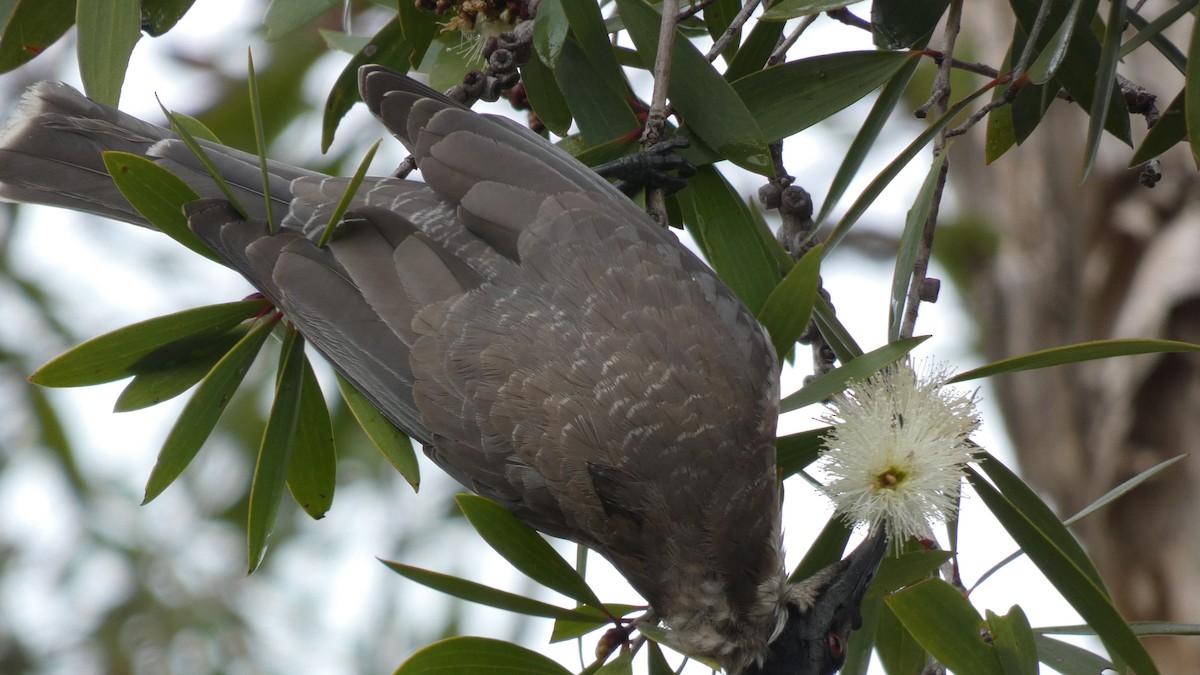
left=889, top=153, right=947, bottom=341
left=779, top=336, right=929, bottom=412
left=335, top=373, right=419, bottom=490
left=948, top=338, right=1200, bottom=383
left=1033, top=634, right=1113, bottom=674
left=381, top=561, right=609, bottom=622
left=776, top=427, right=829, bottom=479
left=559, top=0, right=627, bottom=97
left=871, top=0, right=949, bottom=49
left=762, top=0, right=864, bottom=21
left=142, top=315, right=277, bottom=504
left=319, top=28, right=370, bottom=54
left=394, top=636, right=572, bottom=675
left=732, top=51, right=915, bottom=146
left=868, top=549, right=954, bottom=600
left=679, top=165, right=787, bottom=314
left=114, top=328, right=248, bottom=411
left=455, top=494, right=602, bottom=607
left=397, top=0, right=438, bottom=70
left=76, top=0, right=140, bottom=106
left=1129, top=88, right=1184, bottom=166
left=988, top=606, right=1039, bottom=675
left=0, top=0, right=75, bottom=73
left=812, top=295, right=864, bottom=362
left=533, top=0, right=567, bottom=66
left=550, top=604, right=639, bottom=643
left=757, top=245, right=823, bottom=360
left=596, top=649, right=633, bottom=674
left=1026, top=0, right=1089, bottom=85
left=790, top=516, right=852, bottom=583
left=1080, top=0, right=1125, bottom=181
left=521, top=43, right=572, bottom=136
left=1187, top=14, right=1200, bottom=168
left=322, top=16, right=412, bottom=152
left=139, top=0, right=194, bottom=36
left=285, top=356, right=336, bottom=519
left=317, top=139, right=382, bottom=247
left=101, top=151, right=221, bottom=262
left=967, top=460, right=1159, bottom=675
left=875, top=600, right=924, bottom=675
left=819, top=51, right=923, bottom=223
left=553, top=38, right=638, bottom=146
left=31, top=299, right=271, bottom=387
left=723, top=17, right=783, bottom=82
left=1041, top=621, right=1200, bottom=637
left=1122, top=1, right=1196, bottom=67
left=1010, top=0, right=1130, bottom=145
left=264, top=0, right=338, bottom=39
left=246, top=49, right=275, bottom=230
left=615, top=0, right=772, bottom=174
left=247, top=325, right=307, bottom=572
left=885, top=578, right=1003, bottom=675
left=159, top=104, right=248, bottom=218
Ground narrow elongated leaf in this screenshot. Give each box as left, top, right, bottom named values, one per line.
left=0, top=0, right=75, bottom=73
left=885, top=578, right=1003, bottom=675
left=456, top=494, right=602, bottom=607
left=776, top=426, right=829, bottom=478
left=616, top=0, right=771, bottom=174
left=1187, top=16, right=1200, bottom=167
left=989, top=606, right=1039, bottom=675
left=790, top=516, right=852, bottom=583
left=871, top=0, right=949, bottom=49
left=558, top=0, right=627, bottom=96
left=762, top=0, right=864, bottom=21
left=336, top=373, right=419, bottom=489
left=139, top=0, right=194, bottom=36
left=76, top=0, right=140, bottom=106
left=966, top=463, right=1158, bottom=674
left=248, top=325, right=307, bottom=572
left=382, top=561, right=608, bottom=622
left=732, top=51, right=915, bottom=145
left=1042, top=621, right=1200, bottom=637
left=1027, top=0, right=1089, bottom=84
left=1033, top=634, right=1113, bottom=673
left=868, top=549, right=954, bottom=600
left=889, top=153, right=947, bottom=341
left=521, top=46, right=572, bottom=135
left=395, top=636, right=572, bottom=675
left=114, top=328, right=248, bottom=411
left=875, top=600, right=924, bottom=675
left=317, top=139, right=382, bottom=247
left=143, top=315, right=277, bottom=503
left=321, top=16, right=411, bottom=151
left=757, top=245, right=823, bottom=359
left=553, top=38, right=638, bottom=146
left=285, top=356, right=336, bottom=519
left=819, top=52, right=923, bottom=223
left=1080, top=0, right=1125, bottom=181
left=680, top=166, right=788, bottom=314
left=533, top=0, right=568, bottom=66
left=264, top=0, right=338, bottom=39
left=102, top=151, right=220, bottom=262
left=724, top=17, right=784, bottom=82
left=947, top=338, right=1200, bottom=383
left=813, top=295, right=864, bottom=361
left=31, top=299, right=270, bottom=387
left=779, top=336, right=929, bottom=412
left=1122, top=1, right=1195, bottom=67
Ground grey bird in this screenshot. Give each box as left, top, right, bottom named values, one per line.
left=0, top=66, right=886, bottom=674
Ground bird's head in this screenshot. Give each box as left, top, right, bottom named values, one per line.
left=744, top=528, right=888, bottom=675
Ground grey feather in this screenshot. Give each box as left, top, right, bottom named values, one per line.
left=0, top=69, right=833, bottom=674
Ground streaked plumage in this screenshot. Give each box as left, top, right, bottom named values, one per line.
left=0, top=66, right=883, bottom=673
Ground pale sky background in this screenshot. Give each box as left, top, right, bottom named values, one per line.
left=0, top=2, right=1103, bottom=673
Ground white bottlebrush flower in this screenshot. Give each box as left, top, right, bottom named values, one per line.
left=819, top=359, right=980, bottom=543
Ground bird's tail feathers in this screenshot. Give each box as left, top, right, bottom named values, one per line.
left=0, top=81, right=314, bottom=227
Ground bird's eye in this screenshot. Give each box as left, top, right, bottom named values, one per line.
left=827, top=632, right=845, bottom=658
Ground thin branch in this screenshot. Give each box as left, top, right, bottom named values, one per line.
left=705, top=0, right=761, bottom=61
left=642, top=0, right=680, bottom=227
left=677, top=0, right=716, bottom=22
left=1012, top=0, right=1053, bottom=81
left=767, top=14, right=818, bottom=66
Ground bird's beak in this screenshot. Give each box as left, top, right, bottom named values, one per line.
left=810, top=526, right=888, bottom=634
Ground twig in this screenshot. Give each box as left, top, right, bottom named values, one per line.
left=642, top=0, right=680, bottom=227
left=1012, top=0, right=1053, bottom=82
left=767, top=14, right=818, bottom=66
left=677, top=0, right=715, bottom=22
left=900, top=0, right=962, bottom=340
left=705, top=0, right=761, bottom=61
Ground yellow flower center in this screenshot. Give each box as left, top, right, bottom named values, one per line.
left=871, top=466, right=908, bottom=492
